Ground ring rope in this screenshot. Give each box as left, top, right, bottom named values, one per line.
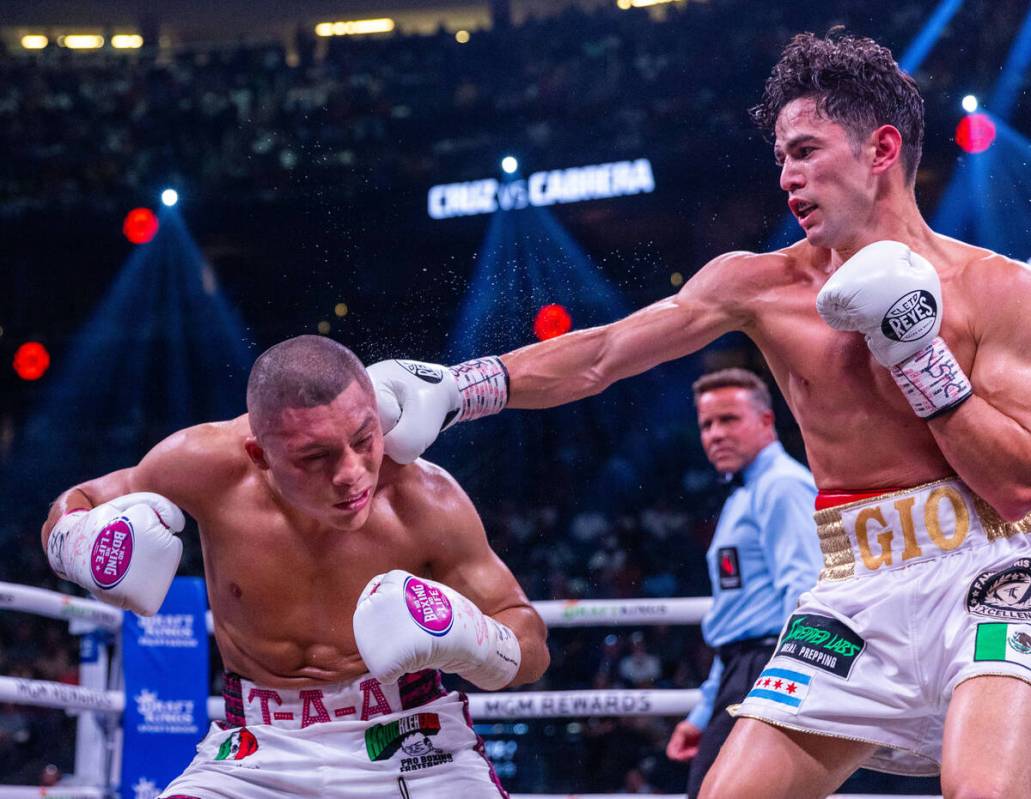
left=0, top=676, right=702, bottom=719
left=0, top=582, right=713, bottom=634
left=0, top=582, right=121, bottom=631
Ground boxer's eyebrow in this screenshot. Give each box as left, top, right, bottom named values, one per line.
left=352, top=415, right=375, bottom=439
left=774, top=134, right=818, bottom=164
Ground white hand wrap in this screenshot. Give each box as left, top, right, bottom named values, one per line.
left=890, top=337, right=973, bottom=418
left=368, top=357, right=509, bottom=464
left=47, top=492, right=185, bottom=616
left=450, top=357, right=509, bottom=423
left=353, top=570, right=521, bottom=690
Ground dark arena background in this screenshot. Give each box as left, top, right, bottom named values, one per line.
left=1, top=0, right=1029, bottom=795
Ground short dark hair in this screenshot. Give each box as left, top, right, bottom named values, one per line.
left=246, top=335, right=372, bottom=436
left=692, top=368, right=772, bottom=413
left=750, top=29, right=924, bottom=184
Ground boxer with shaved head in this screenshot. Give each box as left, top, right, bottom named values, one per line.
left=42, top=335, right=548, bottom=798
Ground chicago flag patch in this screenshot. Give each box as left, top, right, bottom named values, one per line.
left=744, top=667, right=812, bottom=714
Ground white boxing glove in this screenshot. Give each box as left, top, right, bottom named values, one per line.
left=816, top=240, right=972, bottom=418
left=367, top=357, right=509, bottom=464
left=353, top=570, right=521, bottom=691
left=47, top=492, right=185, bottom=616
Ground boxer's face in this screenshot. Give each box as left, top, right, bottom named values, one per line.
left=256, top=381, right=384, bottom=531
left=774, top=97, right=877, bottom=250
left=697, top=386, right=775, bottom=475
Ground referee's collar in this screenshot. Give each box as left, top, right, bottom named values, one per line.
left=737, top=440, right=783, bottom=487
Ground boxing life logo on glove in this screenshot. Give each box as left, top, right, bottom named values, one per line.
left=397, top=361, right=444, bottom=384
left=404, top=576, right=454, bottom=636
left=880, top=290, right=937, bottom=343
left=91, top=517, right=135, bottom=589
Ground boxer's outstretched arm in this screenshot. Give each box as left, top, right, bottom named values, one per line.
left=925, top=257, right=1031, bottom=520
left=503, top=251, right=753, bottom=409
left=418, top=463, right=550, bottom=687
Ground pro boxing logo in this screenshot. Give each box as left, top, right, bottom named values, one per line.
left=365, top=712, right=442, bottom=761
left=91, top=517, right=134, bottom=589
left=880, top=290, right=937, bottom=342
left=397, top=360, right=444, bottom=384
left=967, top=559, right=1031, bottom=620
left=404, top=577, right=454, bottom=636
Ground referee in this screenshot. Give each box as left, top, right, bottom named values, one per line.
left=666, top=368, right=822, bottom=799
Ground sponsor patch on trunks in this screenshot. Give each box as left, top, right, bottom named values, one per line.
left=774, top=613, right=865, bottom=679
left=967, top=559, right=1031, bottom=620
left=365, top=712, right=443, bottom=761
left=744, top=667, right=811, bottom=714
left=974, top=623, right=1031, bottom=672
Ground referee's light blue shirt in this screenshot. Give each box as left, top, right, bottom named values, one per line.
left=687, top=440, right=821, bottom=729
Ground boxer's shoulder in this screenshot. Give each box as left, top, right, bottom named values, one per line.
left=377, top=458, right=477, bottom=535
left=715, top=243, right=819, bottom=292
left=136, top=418, right=250, bottom=508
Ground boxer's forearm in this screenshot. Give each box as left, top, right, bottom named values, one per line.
left=928, top=397, right=1031, bottom=521
left=41, top=468, right=135, bottom=548
left=41, top=488, right=94, bottom=549
left=493, top=606, right=550, bottom=687
left=503, top=293, right=730, bottom=410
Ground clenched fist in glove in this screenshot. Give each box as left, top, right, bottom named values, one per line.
left=47, top=492, right=185, bottom=616
left=816, top=240, right=972, bottom=418
left=353, top=570, right=521, bottom=690
left=367, top=357, right=508, bottom=464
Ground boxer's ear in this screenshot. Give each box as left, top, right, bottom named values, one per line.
left=244, top=438, right=270, bottom=470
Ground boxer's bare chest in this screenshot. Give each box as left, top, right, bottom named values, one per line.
left=745, top=252, right=976, bottom=490
left=195, top=475, right=431, bottom=684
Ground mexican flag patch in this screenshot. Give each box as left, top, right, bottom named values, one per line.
left=215, top=727, right=259, bottom=761
left=974, top=623, right=1031, bottom=671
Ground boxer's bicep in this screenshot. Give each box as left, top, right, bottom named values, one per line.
left=429, top=496, right=531, bottom=618
left=928, top=258, right=1031, bottom=518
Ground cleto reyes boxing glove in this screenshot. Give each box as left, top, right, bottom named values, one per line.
left=816, top=240, right=972, bottom=418
left=367, top=357, right=509, bottom=464
left=47, top=492, right=185, bottom=616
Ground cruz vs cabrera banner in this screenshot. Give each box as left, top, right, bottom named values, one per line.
left=121, top=577, right=209, bottom=799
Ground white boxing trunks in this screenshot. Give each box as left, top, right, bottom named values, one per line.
left=732, top=478, right=1031, bottom=776
left=160, top=669, right=507, bottom=798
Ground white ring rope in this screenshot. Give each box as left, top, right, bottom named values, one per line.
left=0, top=582, right=713, bottom=634
left=0, top=675, right=123, bottom=713
left=0, top=789, right=108, bottom=798
left=0, top=583, right=121, bottom=631
left=0, top=675, right=701, bottom=719
left=0, top=792, right=941, bottom=799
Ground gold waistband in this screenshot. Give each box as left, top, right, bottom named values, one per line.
left=815, top=478, right=1031, bottom=581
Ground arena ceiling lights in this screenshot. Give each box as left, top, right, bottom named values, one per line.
left=616, top=0, right=686, bottom=8
left=314, top=18, right=396, bottom=37
left=20, top=32, right=143, bottom=50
